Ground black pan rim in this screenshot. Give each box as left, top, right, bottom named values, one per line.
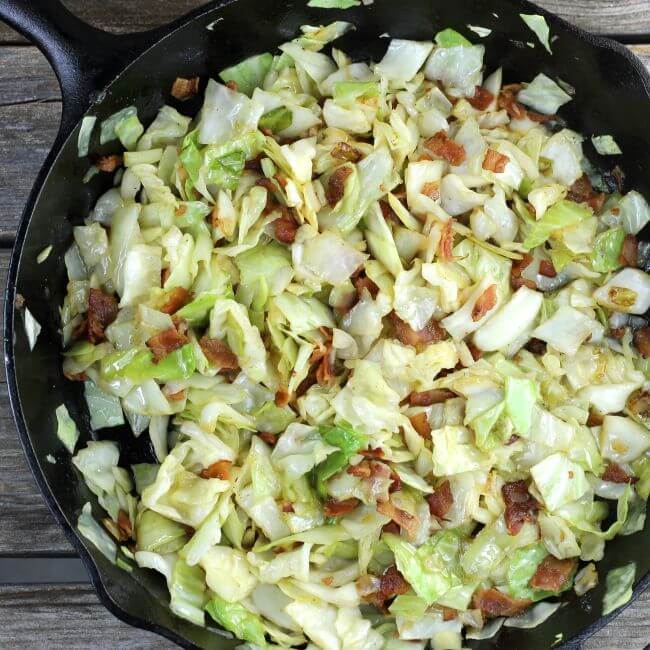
left=3, top=0, right=650, bottom=648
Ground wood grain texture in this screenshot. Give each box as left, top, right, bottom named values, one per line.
left=0, top=0, right=649, bottom=42
left=0, top=250, right=72, bottom=553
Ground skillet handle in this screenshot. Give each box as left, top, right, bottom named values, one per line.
left=0, top=0, right=171, bottom=139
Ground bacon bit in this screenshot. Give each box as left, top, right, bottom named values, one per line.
left=522, top=338, right=545, bottom=356
left=348, top=462, right=372, bottom=479
left=382, top=521, right=400, bottom=535
left=326, top=166, right=353, bottom=206
left=471, top=284, right=497, bottom=322
left=527, top=109, right=555, bottom=123
left=225, top=80, right=238, bottom=92
left=273, top=213, right=298, bottom=244
left=274, top=172, right=288, bottom=189
left=72, top=318, right=88, bottom=341
left=467, top=85, right=495, bottom=110
left=427, top=480, right=454, bottom=519
left=244, top=154, right=263, bottom=172
left=379, top=199, right=400, bottom=225
left=146, top=327, right=189, bottom=362
left=513, top=277, right=537, bottom=290
left=585, top=408, right=604, bottom=427
left=602, top=462, right=637, bottom=484
left=258, top=432, right=277, bottom=446
left=628, top=389, right=650, bottom=421
left=359, top=447, right=385, bottom=459
left=409, top=388, right=456, bottom=407
left=506, top=434, right=520, bottom=445
left=502, top=480, right=539, bottom=535
left=315, top=350, right=334, bottom=387
left=409, top=412, right=432, bottom=438
left=620, top=234, right=639, bottom=268
left=391, top=312, right=447, bottom=349
left=199, top=336, right=239, bottom=371
left=539, top=260, right=557, bottom=278
left=438, top=219, right=454, bottom=261
left=389, top=470, right=402, bottom=493
left=255, top=177, right=276, bottom=192
left=323, top=498, right=360, bottom=517
left=473, top=588, right=532, bottom=618
left=610, top=327, right=627, bottom=340
left=171, top=76, right=200, bottom=100
left=331, top=141, right=362, bottom=162
left=634, top=327, right=650, bottom=359
left=117, top=510, right=133, bottom=540
left=275, top=388, right=290, bottom=408
left=424, top=131, right=466, bottom=166
left=96, top=154, right=123, bottom=173
left=567, top=175, right=606, bottom=213
left=511, top=253, right=533, bottom=280
left=379, top=565, right=410, bottom=599
left=377, top=500, right=419, bottom=540
left=282, top=501, right=295, bottom=513
left=497, top=87, right=528, bottom=121
left=482, top=149, right=509, bottom=174
left=200, top=460, right=232, bottom=480
left=353, top=274, right=379, bottom=299
left=163, top=385, right=186, bottom=401
left=64, top=370, right=88, bottom=382
left=87, top=289, right=119, bottom=343
left=530, top=556, right=577, bottom=592
left=421, top=181, right=441, bottom=201
left=467, top=341, right=483, bottom=361
left=159, top=287, right=191, bottom=315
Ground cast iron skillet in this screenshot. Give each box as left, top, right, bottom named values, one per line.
left=2, top=0, right=650, bottom=647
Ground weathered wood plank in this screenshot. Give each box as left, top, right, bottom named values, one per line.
left=0, top=249, right=72, bottom=553
left=0, top=582, right=647, bottom=649
left=0, top=584, right=177, bottom=649
left=1, top=0, right=650, bottom=43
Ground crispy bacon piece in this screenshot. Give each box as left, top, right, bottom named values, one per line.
left=586, top=408, right=605, bottom=427
left=323, top=498, right=360, bottom=517
left=409, top=412, right=432, bottom=438
left=427, top=480, right=454, bottom=519
left=471, top=284, right=497, bottom=322
left=567, top=175, right=606, bottom=213
left=117, top=509, right=133, bottom=540
left=379, top=199, right=400, bottom=225
left=512, top=276, right=537, bottom=290
left=331, top=141, right=362, bottom=162
left=275, top=388, right=290, bottom=408
left=87, top=289, right=119, bottom=343
left=467, top=341, right=483, bottom=361
left=530, top=556, right=577, bottom=592
left=391, top=312, right=446, bottom=348
left=602, top=462, right=637, bottom=484
left=409, top=388, right=456, bottom=407
left=326, top=166, right=353, bottom=206
left=225, top=80, right=238, bottom=92
left=256, top=177, right=276, bottom=193
left=171, top=76, right=200, bottom=100
left=159, top=287, right=191, bottom=315
left=438, top=219, right=454, bottom=261
left=377, top=500, right=419, bottom=540
left=379, top=565, right=410, bottom=600
left=497, top=87, right=528, bottom=120
left=502, top=480, right=539, bottom=535
left=200, top=460, right=232, bottom=480
left=273, top=213, right=298, bottom=244
left=511, top=253, right=535, bottom=290
left=634, top=328, right=650, bottom=359
left=353, top=274, right=379, bottom=299
left=359, top=447, right=385, bottom=459
left=467, top=85, right=495, bottom=111
left=244, top=154, right=263, bottom=172
left=524, top=338, right=546, bottom=355
left=421, top=181, right=441, bottom=201
left=424, top=131, right=466, bottom=166
left=348, top=461, right=372, bottom=479
left=165, top=387, right=186, bottom=401
left=482, top=149, right=509, bottom=174
left=539, top=260, right=557, bottom=278
left=506, top=434, right=520, bottom=445
left=389, top=470, right=402, bottom=493
left=628, top=389, right=650, bottom=421
left=282, top=502, right=294, bottom=513
left=96, top=154, right=123, bottom=173
left=473, top=588, right=532, bottom=618
left=258, top=432, right=277, bottom=445
left=620, top=234, right=639, bottom=268
left=382, top=521, right=400, bottom=535
left=146, top=327, right=189, bottom=362
left=199, top=336, right=239, bottom=370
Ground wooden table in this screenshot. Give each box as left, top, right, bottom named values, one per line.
left=0, top=1, right=649, bottom=647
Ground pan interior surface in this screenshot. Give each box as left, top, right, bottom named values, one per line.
left=7, top=0, right=650, bottom=648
